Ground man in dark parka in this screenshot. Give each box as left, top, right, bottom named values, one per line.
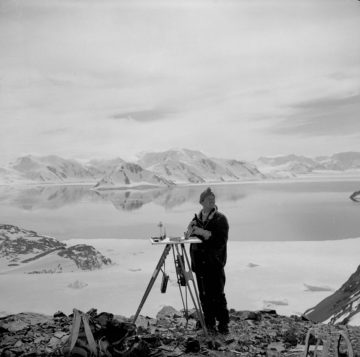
left=187, top=187, right=230, bottom=334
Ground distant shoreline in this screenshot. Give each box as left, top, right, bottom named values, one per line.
left=1, top=172, right=360, bottom=189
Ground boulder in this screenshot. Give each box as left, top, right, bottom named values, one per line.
left=156, top=306, right=182, bottom=319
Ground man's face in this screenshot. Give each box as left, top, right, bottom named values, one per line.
left=202, top=194, right=216, bottom=210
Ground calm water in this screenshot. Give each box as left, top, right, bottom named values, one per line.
left=0, top=179, right=360, bottom=242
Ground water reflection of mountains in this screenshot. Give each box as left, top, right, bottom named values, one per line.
left=0, top=185, right=246, bottom=211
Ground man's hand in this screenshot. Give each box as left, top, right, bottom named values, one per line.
left=187, top=221, right=196, bottom=231
left=192, top=227, right=212, bottom=240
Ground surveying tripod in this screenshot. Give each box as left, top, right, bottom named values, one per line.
left=132, top=236, right=208, bottom=337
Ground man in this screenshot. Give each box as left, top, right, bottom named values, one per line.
left=187, top=187, right=230, bottom=334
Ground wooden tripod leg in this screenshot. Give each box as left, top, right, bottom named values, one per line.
left=175, top=244, right=208, bottom=338
left=133, top=244, right=171, bottom=323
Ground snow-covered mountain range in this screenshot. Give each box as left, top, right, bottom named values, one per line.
left=304, top=264, right=360, bottom=326
left=0, top=150, right=359, bottom=187
left=255, top=152, right=360, bottom=177
left=0, top=149, right=265, bottom=187
left=137, top=149, right=265, bottom=184
left=0, top=225, right=112, bottom=273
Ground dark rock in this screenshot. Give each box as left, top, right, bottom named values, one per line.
left=185, top=337, right=200, bottom=353
left=112, top=339, right=150, bottom=357
left=95, top=312, right=114, bottom=327
left=282, top=328, right=298, bottom=347
left=186, top=308, right=199, bottom=320
left=224, top=337, right=235, bottom=345
left=1, top=349, right=17, bottom=357
left=135, top=325, right=149, bottom=334
left=58, top=244, right=112, bottom=270
left=53, top=311, right=67, bottom=319
left=245, top=311, right=262, bottom=321
left=260, top=309, right=278, bottom=316
left=86, top=308, right=98, bottom=318
left=206, top=338, right=222, bottom=350
left=139, top=334, right=162, bottom=347
left=102, top=319, right=136, bottom=345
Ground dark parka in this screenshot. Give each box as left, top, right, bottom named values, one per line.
left=189, top=209, right=229, bottom=273
left=188, top=207, right=230, bottom=328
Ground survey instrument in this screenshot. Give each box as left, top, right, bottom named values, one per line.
left=132, top=233, right=208, bottom=337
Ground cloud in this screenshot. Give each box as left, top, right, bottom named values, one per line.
left=1, top=0, right=360, bottom=164
left=41, top=128, right=70, bottom=135
left=272, top=93, right=360, bottom=136
left=110, top=109, right=173, bottom=122
left=294, top=94, right=360, bottom=111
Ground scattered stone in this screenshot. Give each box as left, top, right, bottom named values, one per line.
left=283, top=328, right=299, bottom=347
left=47, top=335, right=63, bottom=349
left=185, top=337, right=200, bottom=353
left=133, top=315, right=157, bottom=331
left=156, top=306, right=182, bottom=319
left=224, top=337, right=235, bottom=345
left=267, top=341, right=285, bottom=352
left=243, top=311, right=261, bottom=321
left=53, top=311, right=67, bottom=319
left=53, top=330, right=68, bottom=339
left=13, top=341, right=22, bottom=348
left=260, top=309, right=278, bottom=316
left=1, top=320, right=29, bottom=332
left=1, top=307, right=359, bottom=357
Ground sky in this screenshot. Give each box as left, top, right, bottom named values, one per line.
left=0, top=0, right=359, bottom=165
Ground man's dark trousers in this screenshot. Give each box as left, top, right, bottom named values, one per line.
left=195, top=266, right=229, bottom=328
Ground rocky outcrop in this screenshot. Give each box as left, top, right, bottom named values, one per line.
left=0, top=225, right=112, bottom=273
left=304, top=264, right=360, bottom=325
left=0, top=225, right=66, bottom=263
left=57, top=244, right=112, bottom=270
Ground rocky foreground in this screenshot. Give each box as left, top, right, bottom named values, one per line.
left=0, top=307, right=328, bottom=357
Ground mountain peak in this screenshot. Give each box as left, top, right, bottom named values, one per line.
left=11, top=155, right=40, bottom=171
left=136, top=149, right=264, bottom=183
left=137, top=148, right=207, bottom=167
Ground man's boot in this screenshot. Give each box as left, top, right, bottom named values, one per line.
left=217, top=323, right=229, bottom=335
left=217, top=308, right=230, bottom=335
